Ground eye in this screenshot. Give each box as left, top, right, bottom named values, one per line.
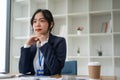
left=40, top=19, right=47, bottom=22
left=33, top=20, right=36, bottom=23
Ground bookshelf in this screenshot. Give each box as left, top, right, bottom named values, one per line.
left=11, top=0, right=120, bottom=79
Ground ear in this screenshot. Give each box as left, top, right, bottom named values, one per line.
left=50, top=25, right=53, bottom=29
left=50, top=22, right=54, bottom=29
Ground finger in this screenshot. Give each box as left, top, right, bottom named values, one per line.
left=34, top=38, right=38, bottom=41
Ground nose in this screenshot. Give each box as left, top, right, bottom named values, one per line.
left=36, top=20, right=41, bottom=27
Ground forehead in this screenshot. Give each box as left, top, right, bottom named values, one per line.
left=34, top=12, right=44, bottom=19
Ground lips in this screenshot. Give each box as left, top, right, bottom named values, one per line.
left=35, top=29, right=42, bottom=32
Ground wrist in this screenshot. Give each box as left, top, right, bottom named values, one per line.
left=24, top=44, right=31, bottom=48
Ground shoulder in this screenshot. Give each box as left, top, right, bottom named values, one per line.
left=49, top=34, right=66, bottom=42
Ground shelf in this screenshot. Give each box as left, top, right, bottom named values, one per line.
left=12, top=39, right=26, bottom=58
left=113, top=10, right=120, bottom=32
left=113, top=32, right=120, bottom=35
left=114, top=34, right=120, bottom=56
left=113, top=0, right=120, bottom=10
left=68, top=15, right=89, bottom=34
left=15, top=0, right=28, bottom=5
left=30, top=0, right=47, bottom=16
left=14, top=0, right=29, bottom=18
left=68, top=56, right=113, bottom=59
left=11, top=0, right=120, bottom=78
left=114, top=58, right=120, bottom=80
left=13, top=36, right=28, bottom=40
left=90, top=35, right=113, bottom=56
left=68, top=34, right=88, bottom=37
left=77, top=59, right=89, bottom=75
left=68, top=0, right=89, bottom=13
left=89, top=0, right=112, bottom=11
left=90, top=13, right=111, bottom=33
left=13, top=22, right=30, bottom=37
left=67, top=56, right=88, bottom=59
left=68, top=12, right=88, bottom=16
left=90, top=33, right=112, bottom=36
left=90, top=56, right=113, bottom=59
left=68, top=37, right=89, bottom=57
left=53, top=14, right=66, bottom=18
left=89, top=10, right=111, bottom=15
left=14, top=17, right=30, bottom=23
left=32, top=0, right=46, bottom=3
left=48, top=0, right=67, bottom=15
left=52, top=18, right=67, bottom=36
left=113, top=9, right=120, bottom=12
left=114, top=56, right=120, bottom=58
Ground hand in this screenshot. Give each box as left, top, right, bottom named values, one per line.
left=25, top=34, right=48, bottom=46
left=25, top=35, right=40, bottom=45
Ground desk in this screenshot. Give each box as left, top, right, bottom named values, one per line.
left=75, top=75, right=116, bottom=80
left=62, top=75, right=116, bottom=80
left=0, top=74, right=116, bottom=80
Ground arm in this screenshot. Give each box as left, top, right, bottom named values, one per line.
left=40, top=38, right=66, bottom=75
left=19, top=35, right=40, bottom=75
left=19, top=46, right=35, bottom=75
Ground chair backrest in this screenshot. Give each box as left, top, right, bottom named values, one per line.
left=61, top=60, right=77, bottom=75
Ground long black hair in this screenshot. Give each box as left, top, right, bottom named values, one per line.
left=31, top=9, right=54, bottom=32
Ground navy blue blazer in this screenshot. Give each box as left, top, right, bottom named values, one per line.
left=19, top=34, right=66, bottom=76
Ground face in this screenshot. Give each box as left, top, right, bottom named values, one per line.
left=33, top=12, right=49, bottom=36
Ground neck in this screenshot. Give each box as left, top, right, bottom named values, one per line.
left=37, top=32, right=50, bottom=38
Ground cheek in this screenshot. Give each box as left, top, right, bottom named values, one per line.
left=42, top=24, right=49, bottom=30
left=32, top=26, right=36, bottom=31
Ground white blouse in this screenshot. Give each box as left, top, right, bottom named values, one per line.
left=33, top=39, right=48, bottom=75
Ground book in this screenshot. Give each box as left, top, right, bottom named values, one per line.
left=101, top=22, right=105, bottom=33
left=104, top=21, right=108, bottom=33
left=101, top=20, right=112, bottom=33
left=101, top=21, right=108, bottom=33
left=107, top=19, right=112, bottom=33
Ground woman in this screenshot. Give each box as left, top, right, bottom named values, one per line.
left=19, top=9, right=66, bottom=76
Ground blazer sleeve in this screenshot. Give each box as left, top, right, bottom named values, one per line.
left=19, top=46, right=35, bottom=75
left=40, top=37, right=66, bottom=75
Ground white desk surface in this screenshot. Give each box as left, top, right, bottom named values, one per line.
left=0, top=74, right=89, bottom=80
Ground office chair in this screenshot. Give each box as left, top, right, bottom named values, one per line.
left=61, top=60, right=77, bottom=75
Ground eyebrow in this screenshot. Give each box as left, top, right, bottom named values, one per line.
left=33, top=18, right=45, bottom=20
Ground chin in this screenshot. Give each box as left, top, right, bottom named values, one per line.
left=35, top=31, right=49, bottom=35
left=35, top=32, right=41, bottom=35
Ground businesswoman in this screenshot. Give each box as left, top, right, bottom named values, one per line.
left=19, top=9, right=66, bottom=76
